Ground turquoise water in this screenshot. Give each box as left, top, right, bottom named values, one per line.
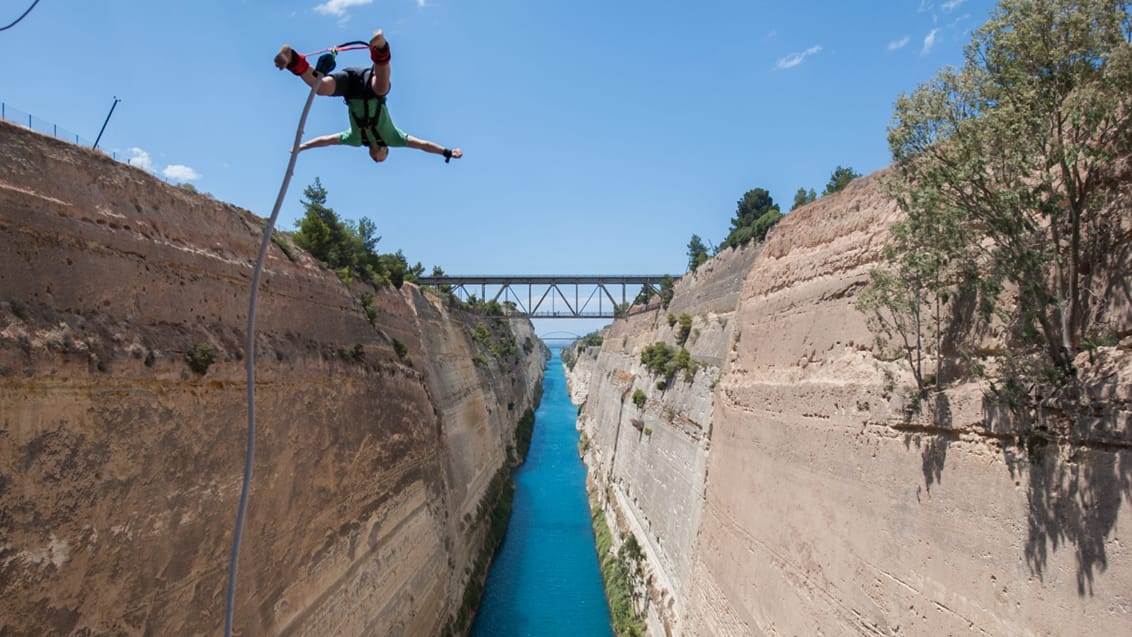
left=470, top=349, right=613, bottom=637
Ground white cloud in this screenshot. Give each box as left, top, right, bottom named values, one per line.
left=163, top=165, right=201, bottom=182
left=124, top=147, right=200, bottom=182
left=942, top=0, right=967, bottom=11
left=775, top=45, right=822, bottom=70
left=918, top=0, right=933, bottom=13
left=313, top=0, right=372, bottom=18
left=922, top=28, right=940, bottom=55
left=127, top=147, right=154, bottom=172
left=888, top=35, right=911, bottom=51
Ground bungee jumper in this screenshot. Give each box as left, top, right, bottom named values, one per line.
left=274, top=29, right=463, bottom=165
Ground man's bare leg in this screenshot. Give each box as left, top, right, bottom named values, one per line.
left=369, top=30, right=391, bottom=97
left=406, top=135, right=462, bottom=160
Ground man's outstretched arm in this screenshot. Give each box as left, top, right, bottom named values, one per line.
left=298, top=134, right=342, bottom=152
left=406, top=135, right=462, bottom=160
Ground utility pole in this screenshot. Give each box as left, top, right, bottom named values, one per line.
left=92, top=97, right=121, bottom=150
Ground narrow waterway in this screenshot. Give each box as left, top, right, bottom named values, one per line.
left=470, top=348, right=613, bottom=636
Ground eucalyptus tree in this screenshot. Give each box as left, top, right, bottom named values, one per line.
left=865, top=0, right=1132, bottom=399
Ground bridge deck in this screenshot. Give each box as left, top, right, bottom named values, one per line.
left=416, top=275, right=675, bottom=319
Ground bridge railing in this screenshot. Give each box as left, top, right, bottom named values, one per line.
left=417, top=275, right=676, bottom=319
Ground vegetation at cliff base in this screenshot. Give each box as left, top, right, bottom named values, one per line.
left=591, top=510, right=645, bottom=637
left=448, top=466, right=516, bottom=636
left=514, top=407, right=536, bottom=463
left=859, top=0, right=1132, bottom=408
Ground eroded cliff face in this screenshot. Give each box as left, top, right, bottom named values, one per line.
left=565, top=243, right=761, bottom=636
left=0, top=121, right=547, bottom=636
left=568, top=172, right=1132, bottom=635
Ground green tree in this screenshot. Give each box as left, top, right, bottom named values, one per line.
left=722, top=188, right=782, bottom=249
left=791, top=187, right=817, bottom=210
left=292, top=179, right=425, bottom=289
left=822, top=165, right=861, bottom=196
left=632, top=286, right=653, bottom=306
left=658, top=275, right=676, bottom=309
left=430, top=265, right=452, bottom=294
left=293, top=178, right=349, bottom=267
left=875, top=0, right=1132, bottom=400
left=687, top=234, right=710, bottom=272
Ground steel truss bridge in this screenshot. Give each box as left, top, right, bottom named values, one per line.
left=414, top=275, right=673, bottom=319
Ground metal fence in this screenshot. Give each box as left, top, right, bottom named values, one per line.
left=1, top=101, right=141, bottom=166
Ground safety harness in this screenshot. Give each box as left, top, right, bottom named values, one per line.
left=346, top=95, right=388, bottom=147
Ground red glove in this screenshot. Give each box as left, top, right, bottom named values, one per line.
left=371, top=44, right=390, bottom=66
left=287, top=49, right=310, bottom=75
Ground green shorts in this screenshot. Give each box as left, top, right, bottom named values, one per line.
left=332, top=67, right=408, bottom=148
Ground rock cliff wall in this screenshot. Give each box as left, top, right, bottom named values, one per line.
left=0, top=121, right=547, bottom=636
left=565, top=243, right=761, bottom=636
left=568, top=172, right=1132, bottom=635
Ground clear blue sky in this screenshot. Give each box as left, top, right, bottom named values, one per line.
left=2, top=0, right=996, bottom=337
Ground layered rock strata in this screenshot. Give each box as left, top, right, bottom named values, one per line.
left=0, top=121, right=547, bottom=636
left=568, top=173, right=1132, bottom=635
left=565, top=242, right=761, bottom=636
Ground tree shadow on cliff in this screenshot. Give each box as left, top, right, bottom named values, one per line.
left=903, top=392, right=955, bottom=495
left=988, top=391, right=1132, bottom=596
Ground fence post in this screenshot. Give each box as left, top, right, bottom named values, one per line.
left=54, top=124, right=57, bottom=137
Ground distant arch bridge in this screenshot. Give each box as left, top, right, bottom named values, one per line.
left=414, top=275, right=674, bottom=319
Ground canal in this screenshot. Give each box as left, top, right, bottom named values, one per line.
left=470, top=348, right=613, bottom=636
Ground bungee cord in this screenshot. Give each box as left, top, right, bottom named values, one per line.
left=223, top=75, right=319, bottom=637
left=0, top=0, right=43, bottom=32
left=223, top=40, right=363, bottom=637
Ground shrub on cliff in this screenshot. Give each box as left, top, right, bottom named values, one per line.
left=392, top=338, right=408, bottom=360
left=676, top=313, right=693, bottom=346
left=186, top=342, right=215, bottom=375
left=471, top=321, right=518, bottom=361
left=632, top=389, right=646, bottom=409
left=640, top=342, right=675, bottom=377
left=579, top=331, right=604, bottom=349
left=640, top=342, right=700, bottom=384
